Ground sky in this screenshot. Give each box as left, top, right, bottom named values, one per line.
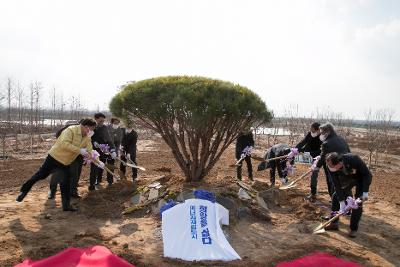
left=0, top=0, right=399, bottom=120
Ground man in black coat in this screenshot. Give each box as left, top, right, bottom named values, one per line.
left=120, top=125, right=138, bottom=181
left=106, top=117, right=124, bottom=185
left=313, top=122, right=350, bottom=196
left=296, top=122, right=322, bottom=201
left=89, top=113, right=116, bottom=190
left=235, top=130, right=255, bottom=181
left=324, top=152, right=372, bottom=237
left=257, top=143, right=294, bottom=186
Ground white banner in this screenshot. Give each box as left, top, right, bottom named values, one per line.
left=162, top=199, right=241, bottom=261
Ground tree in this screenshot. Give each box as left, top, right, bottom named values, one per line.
left=110, top=76, right=272, bottom=182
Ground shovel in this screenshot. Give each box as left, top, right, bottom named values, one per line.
left=313, top=213, right=342, bottom=234
left=92, top=158, right=119, bottom=179
left=233, top=155, right=289, bottom=167
left=279, top=169, right=312, bottom=190
left=121, top=157, right=146, bottom=171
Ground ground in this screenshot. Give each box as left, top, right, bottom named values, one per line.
left=0, top=134, right=399, bottom=267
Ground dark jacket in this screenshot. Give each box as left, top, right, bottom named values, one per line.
left=330, top=153, right=372, bottom=201
left=316, top=132, right=350, bottom=168
left=295, top=132, right=322, bottom=158
left=107, top=125, right=124, bottom=149
left=92, top=125, right=115, bottom=151
left=257, top=143, right=292, bottom=172
left=122, top=129, right=138, bottom=157
left=235, top=132, right=255, bottom=159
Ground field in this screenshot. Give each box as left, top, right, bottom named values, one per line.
left=0, top=132, right=399, bottom=267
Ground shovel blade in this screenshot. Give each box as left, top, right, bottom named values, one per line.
left=279, top=182, right=296, bottom=190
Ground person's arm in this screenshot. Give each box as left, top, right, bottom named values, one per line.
left=249, top=133, right=255, bottom=147
left=57, top=127, right=80, bottom=154
left=295, top=132, right=310, bottom=152
left=128, top=131, right=138, bottom=157
left=331, top=172, right=346, bottom=201
left=316, top=142, right=327, bottom=168
left=351, top=155, right=372, bottom=193
left=105, top=127, right=116, bottom=150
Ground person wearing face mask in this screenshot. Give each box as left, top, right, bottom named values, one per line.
left=16, top=118, right=98, bottom=211
left=324, top=152, right=372, bottom=237
left=257, top=143, right=295, bottom=186
left=48, top=119, right=85, bottom=199
left=106, top=117, right=124, bottom=185
left=120, top=123, right=138, bottom=181
left=312, top=122, right=351, bottom=197
left=295, top=122, right=322, bottom=202
left=89, top=113, right=117, bottom=190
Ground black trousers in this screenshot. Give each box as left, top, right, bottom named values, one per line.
left=89, top=153, right=110, bottom=187
left=236, top=155, right=253, bottom=180
left=331, top=180, right=364, bottom=231
left=120, top=154, right=137, bottom=181
left=269, top=159, right=286, bottom=184
left=20, top=155, right=71, bottom=209
left=49, top=155, right=83, bottom=196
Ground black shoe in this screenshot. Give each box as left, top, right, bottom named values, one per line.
left=88, top=185, right=95, bottom=191
left=63, top=206, right=78, bottom=212
left=306, top=194, right=316, bottom=203
left=249, top=176, right=254, bottom=182
left=16, top=191, right=28, bottom=202
left=48, top=191, right=55, bottom=199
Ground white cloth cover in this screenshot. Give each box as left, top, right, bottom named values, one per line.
left=162, top=199, right=241, bottom=261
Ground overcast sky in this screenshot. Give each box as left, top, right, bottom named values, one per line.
left=1, top=0, right=399, bottom=120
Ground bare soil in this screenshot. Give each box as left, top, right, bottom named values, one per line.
left=0, top=136, right=399, bottom=267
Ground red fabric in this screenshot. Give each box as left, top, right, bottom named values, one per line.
left=15, top=245, right=135, bottom=267
left=276, top=252, right=362, bottom=267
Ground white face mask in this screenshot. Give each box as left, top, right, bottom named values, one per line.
left=112, top=124, right=119, bottom=129
left=126, top=128, right=132, bottom=133
left=311, top=132, right=318, bottom=138
left=88, top=130, right=94, bottom=137
left=319, top=134, right=327, bottom=142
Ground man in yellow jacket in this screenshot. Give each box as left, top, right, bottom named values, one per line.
left=16, top=118, right=100, bottom=211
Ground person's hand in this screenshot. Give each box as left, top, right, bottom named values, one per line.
left=98, top=161, right=105, bottom=169
left=126, top=154, right=131, bottom=160
left=111, top=152, right=117, bottom=159
left=339, top=201, right=346, bottom=214
left=311, top=165, right=319, bottom=171
left=80, top=148, right=88, bottom=156
left=93, top=142, right=99, bottom=148
left=362, top=192, right=369, bottom=201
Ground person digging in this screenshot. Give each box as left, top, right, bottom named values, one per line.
left=257, top=143, right=296, bottom=187
left=323, top=152, right=372, bottom=238
left=16, top=118, right=100, bottom=212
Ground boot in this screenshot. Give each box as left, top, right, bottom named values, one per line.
left=16, top=191, right=28, bottom=202
left=348, top=230, right=357, bottom=238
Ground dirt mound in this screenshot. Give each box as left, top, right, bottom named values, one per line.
left=79, top=180, right=136, bottom=219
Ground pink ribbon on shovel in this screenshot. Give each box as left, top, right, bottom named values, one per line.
left=287, top=148, right=299, bottom=159
left=345, top=196, right=362, bottom=210
left=83, top=150, right=100, bottom=165
left=311, top=156, right=321, bottom=169
left=240, top=146, right=253, bottom=158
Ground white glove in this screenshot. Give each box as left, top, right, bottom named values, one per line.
left=339, top=201, right=346, bottom=214
left=119, top=145, right=124, bottom=151
left=111, top=152, right=117, bottom=159
left=362, top=192, right=369, bottom=201
left=93, top=142, right=99, bottom=148
left=126, top=154, right=131, bottom=160
left=98, top=161, right=105, bottom=169
left=80, top=148, right=88, bottom=156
